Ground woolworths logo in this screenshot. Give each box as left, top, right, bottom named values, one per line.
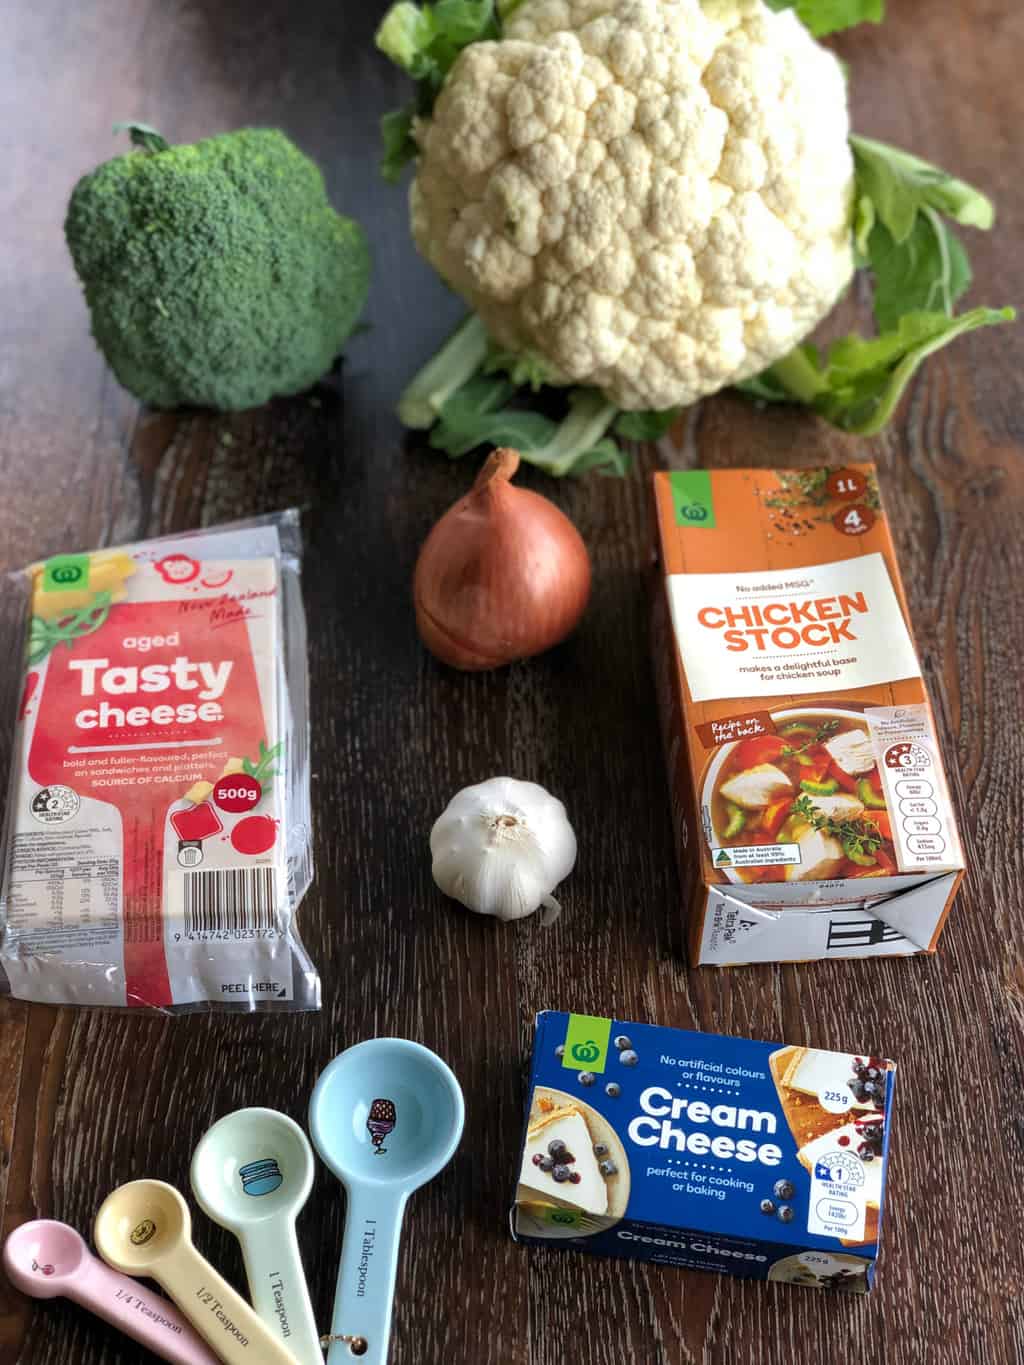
left=670, top=471, right=716, bottom=530
left=544, top=1207, right=582, bottom=1228
left=43, top=554, right=90, bottom=593
left=562, top=1014, right=612, bottom=1074
left=572, top=1041, right=601, bottom=1063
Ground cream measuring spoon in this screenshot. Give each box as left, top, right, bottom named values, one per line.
left=94, top=1179, right=299, bottom=1365
left=191, top=1108, right=322, bottom=1365
left=309, top=1039, right=465, bottom=1364
left=3, top=1219, right=219, bottom=1365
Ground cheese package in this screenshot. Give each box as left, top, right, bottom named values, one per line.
left=0, top=512, right=318, bottom=1011
left=512, top=1012, right=896, bottom=1293
left=650, top=464, right=966, bottom=966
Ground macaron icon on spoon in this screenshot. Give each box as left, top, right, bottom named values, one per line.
left=93, top=1179, right=300, bottom=1365
left=3, top=1219, right=219, bottom=1365
left=309, top=1039, right=464, bottom=1363
left=191, top=1108, right=322, bottom=1365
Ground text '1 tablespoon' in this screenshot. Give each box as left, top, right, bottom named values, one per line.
left=192, top=1108, right=322, bottom=1365
left=94, top=1180, right=300, bottom=1365
left=3, top=1220, right=219, bottom=1365
left=309, top=1039, right=465, bottom=1364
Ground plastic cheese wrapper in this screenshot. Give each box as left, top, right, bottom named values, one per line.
left=0, top=511, right=319, bottom=1012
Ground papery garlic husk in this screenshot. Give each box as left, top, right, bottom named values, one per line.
left=430, top=777, right=577, bottom=923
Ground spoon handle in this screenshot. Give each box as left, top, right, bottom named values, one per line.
left=74, top=1257, right=221, bottom=1365
left=157, top=1245, right=301, bottom=1365
left=328, top=1188, right=407, bottom=1365
left=238, top=1222, right=323, bottom=1365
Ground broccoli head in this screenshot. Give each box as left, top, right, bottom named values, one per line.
left=65, top=125, right=370, bottom=410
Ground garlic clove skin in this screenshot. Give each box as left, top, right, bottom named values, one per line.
left=430, top=777, right=577, bottom=922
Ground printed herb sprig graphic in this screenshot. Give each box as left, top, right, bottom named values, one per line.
left=28, top=592, right=113, bottom=665
left=243, top=739, right=283, bottom=793
left=780, top=718, right=842, bottom=759
left=792, top=793, right=883, bottom=863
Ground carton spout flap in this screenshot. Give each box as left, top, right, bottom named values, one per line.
left=700, top=875, right=959, bottom=965
left=863, top=872, right=961, bottom=950
left=704, top=887, right=782, bottom=946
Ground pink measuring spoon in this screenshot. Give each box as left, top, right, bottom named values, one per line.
left=3, top=1220, right=219, bottom=1365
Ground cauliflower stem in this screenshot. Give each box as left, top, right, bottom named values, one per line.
left=398, top=314, right=491, bottom=428
left=402, top=315, right=627, bottom=476
left=380, top=0, right=1014, bottom=473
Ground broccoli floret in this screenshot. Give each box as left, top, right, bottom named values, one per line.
left=65, top=126, right=370, bottom=411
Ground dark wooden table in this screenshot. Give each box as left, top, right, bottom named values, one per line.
left=2, top=2, right=1023, bottom=1361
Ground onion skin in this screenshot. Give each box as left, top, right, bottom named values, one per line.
left=414, top=448, right=592, bottom=671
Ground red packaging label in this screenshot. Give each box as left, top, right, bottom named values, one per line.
left=0, top=528, right=311, bottom=1010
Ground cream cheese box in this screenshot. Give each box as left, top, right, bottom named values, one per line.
left=512, top=1013, right=896, bottom=1293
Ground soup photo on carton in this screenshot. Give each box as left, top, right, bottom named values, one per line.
left=650, top=465, right=966, bottom=968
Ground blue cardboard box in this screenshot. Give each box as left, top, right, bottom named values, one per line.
left=512, top=1012, right=895, bottom=1293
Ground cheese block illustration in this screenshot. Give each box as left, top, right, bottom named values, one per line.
left=768, top=1251, right=870, bottom=1293
left=770, top=1046, right=891, bottom=1247
left=770, top=1046, right=890, bottom=1146
left=797, top=1122, right=885, bottom=1202
left=769, top=1046, right=846, bottom=1148
left=515, top=1088, right=631, bottom=1239
left=520, top=1102, right=609, bottom=1216
left=778, top=1047, right=880, bottom=1112
left=801, top=1120, right=884, bottom=1249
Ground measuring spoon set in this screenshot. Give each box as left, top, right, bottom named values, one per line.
left=3, top=1039, right=465, bottom=1365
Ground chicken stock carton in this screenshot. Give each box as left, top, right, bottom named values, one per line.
left=650, top=465, right=965, bottom=966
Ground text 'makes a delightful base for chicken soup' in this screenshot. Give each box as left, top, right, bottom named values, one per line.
left=650, top=464, right=965, bottom=968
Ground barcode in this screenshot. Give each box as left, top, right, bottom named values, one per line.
left=183, top=868, right=278, bottom=933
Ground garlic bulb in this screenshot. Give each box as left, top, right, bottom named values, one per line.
left=430, top=777, right=577, bottom=923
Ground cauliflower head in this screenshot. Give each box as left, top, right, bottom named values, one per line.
left=410, top=0, right=855, bottom=411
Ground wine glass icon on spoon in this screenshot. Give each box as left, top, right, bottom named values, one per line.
left=366, top=1099, right=397, bottom=1155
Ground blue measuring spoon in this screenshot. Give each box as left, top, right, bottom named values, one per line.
left=309, top=1039, right=464, bottom=1363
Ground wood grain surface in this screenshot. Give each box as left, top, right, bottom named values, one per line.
left=1, top=1, right=1023, bottom=1362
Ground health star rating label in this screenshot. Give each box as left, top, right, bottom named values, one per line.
left=807, top=1147, right=868, bottom=1242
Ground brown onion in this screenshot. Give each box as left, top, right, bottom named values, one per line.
left=413, top=448, right=592, bottom=671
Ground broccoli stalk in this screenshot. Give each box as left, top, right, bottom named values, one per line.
left=111, top=121, right=170, bottom=154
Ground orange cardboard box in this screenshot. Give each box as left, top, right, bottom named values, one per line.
left=651, top=465, right=965, bottom=967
